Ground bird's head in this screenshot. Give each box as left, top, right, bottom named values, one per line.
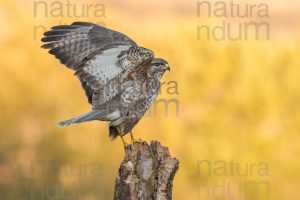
left=147, top=58, right=170, bottom=79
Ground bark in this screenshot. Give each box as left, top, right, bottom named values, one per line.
left=113, top=141, right=179, bottom=200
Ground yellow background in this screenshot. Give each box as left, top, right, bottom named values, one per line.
left=0, top=0, right=299, bottom=199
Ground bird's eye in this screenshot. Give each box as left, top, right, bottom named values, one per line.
left=155, top=63, right=160, bottom=67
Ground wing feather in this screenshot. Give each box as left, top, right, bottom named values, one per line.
left=41, top=21, right=136, bottom=69
left=41, top=22, right=154, bottom=108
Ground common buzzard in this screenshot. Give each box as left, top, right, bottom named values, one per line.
left=41, top=22, right=170, bottom=145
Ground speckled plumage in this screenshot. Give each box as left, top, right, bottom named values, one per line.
left=41, top=22, right=170, bottom=139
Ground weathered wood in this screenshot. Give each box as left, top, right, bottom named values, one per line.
left=114, top=141, right=179, bottom=200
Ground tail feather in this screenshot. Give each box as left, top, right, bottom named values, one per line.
left=109, top=126, right=119, bottom=140
left=57, top=110, right=117, bottom=126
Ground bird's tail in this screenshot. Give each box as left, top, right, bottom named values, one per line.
left=57, top=110, right=119, bottom=126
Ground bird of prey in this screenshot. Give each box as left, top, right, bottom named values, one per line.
left=41, top=22, right=170, bottom=145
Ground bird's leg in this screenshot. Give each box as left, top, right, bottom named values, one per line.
left=130, top=131, right=143, bottom=143
left=120, top=135, right=127, bottom=147
left=130, top=131, right=135, bottom=143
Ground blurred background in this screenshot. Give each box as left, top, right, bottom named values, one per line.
left=0, top=0, right=300, bottom=199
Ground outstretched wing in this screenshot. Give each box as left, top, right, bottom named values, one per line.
left=76, top=45, right=154, bottom=109
left=41, top=22, right=136, bottom=69
left=41, top=22, right=154, bottom=108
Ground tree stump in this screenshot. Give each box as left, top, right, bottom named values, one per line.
left=114, top=141, right=179, bottom=200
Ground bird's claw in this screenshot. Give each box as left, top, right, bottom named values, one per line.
left=131, top=138, right=144, bottom=144
left=120, top=136, right=128, bottom=147
left=130, top=131, right=143, bottom=144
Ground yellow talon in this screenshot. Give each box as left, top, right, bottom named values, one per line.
left=130, top=131, right=143, bottom=143
left=120, top=135, right=127, bottom=147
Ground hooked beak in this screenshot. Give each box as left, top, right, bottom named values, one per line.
left=163, top=64, right=171, bottom=72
